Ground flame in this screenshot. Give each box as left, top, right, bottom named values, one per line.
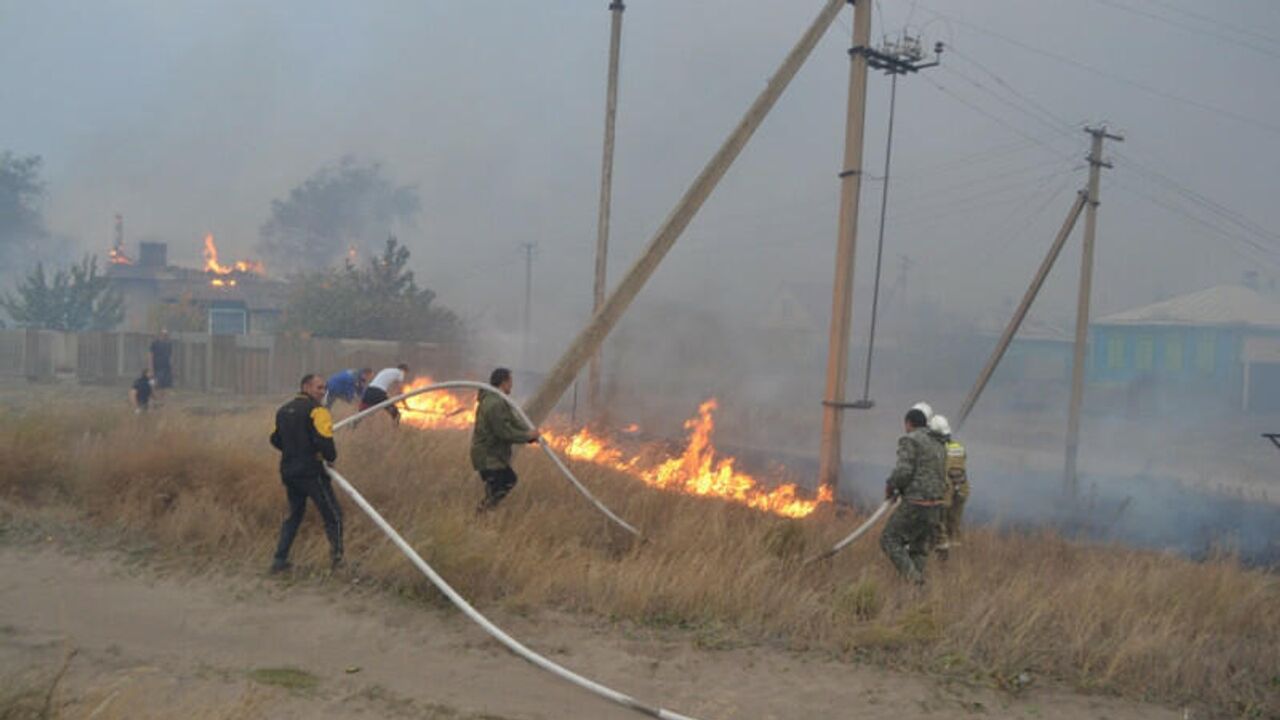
left=203, top=233, right=265, bottom=277
left=108, top=246, right=133, bottom=265
left=550, top=399, right=831, bottom=518
left=399, top=377, right=476, bottom=429
left=398, top=378, right=829, bottom=518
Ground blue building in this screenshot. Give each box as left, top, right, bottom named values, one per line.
left=1089, top=285, right=1280, bottom=413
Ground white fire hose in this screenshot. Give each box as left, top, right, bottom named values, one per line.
left=325, top=465, right=698, bottom=720
left=807, top=498, right=898, bottom=564
left=333, top=380, right=640, bottom=537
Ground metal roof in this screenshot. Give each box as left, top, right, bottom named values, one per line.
left=1094, top=285, right=1280, bottom=329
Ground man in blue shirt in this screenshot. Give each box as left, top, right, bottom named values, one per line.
left=323, top=368, right=373, bottom=410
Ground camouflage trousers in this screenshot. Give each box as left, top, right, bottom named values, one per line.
left=880, top=502, right=942, bottom=583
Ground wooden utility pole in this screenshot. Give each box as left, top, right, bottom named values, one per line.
left=1064, top=126, right=1122, bottom=497
left=589, top=0, right=626, bottom=415
left=817, top=0, right=873, bottom=493
left=523, top=0, right=851, bottom=425
left=955, top=190, right=1088, bottom=431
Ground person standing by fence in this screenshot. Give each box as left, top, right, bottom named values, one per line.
left=149, top=330, right=174, bottom=401
left=269, top=373, right=343, bottom=574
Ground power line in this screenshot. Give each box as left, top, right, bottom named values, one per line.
left=889, top=167, right=1081, bottom=228
left=1134, top=0, right=1280, bottom=51
left=1092, top=0, right=1280, bottom=61
left=1112, top=178, right=1279, bottom=267
left=1116, top=150, right=1280, bottom=251
left=893, top=136, right=1054, bottom=178
left=891, top=156, right=1073, bottom=204
left=914, top=3, right=1280, bottom=137
left=940, top=64, right=1078, bottom=142
left=945, top=46, right=1081, bottom=135
left=919, top=73, right=1078, bottom=160
left=975, top=174, right=1079, bottom=262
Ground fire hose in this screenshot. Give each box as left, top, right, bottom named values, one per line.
left=806, top=498, right=898, bottom=564
left=332, top=380, right=640, bottom=537
left=324, top=465, right=698, bottom=720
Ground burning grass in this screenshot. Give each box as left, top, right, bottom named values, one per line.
left=0, top=405, right=1277, bottom=717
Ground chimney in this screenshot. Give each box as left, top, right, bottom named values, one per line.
left=139, top=242, right=168, bottom=268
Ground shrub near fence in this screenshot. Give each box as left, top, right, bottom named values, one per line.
left=0, top=329, right=461, bottom=395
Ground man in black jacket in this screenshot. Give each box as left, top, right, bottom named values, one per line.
left=269, top=373, right=343, bottom=573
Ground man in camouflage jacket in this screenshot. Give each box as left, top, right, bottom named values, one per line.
left=879, top=407, right=947, bottom=583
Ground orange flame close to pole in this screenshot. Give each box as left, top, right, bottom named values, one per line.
left=397, top=378, right=831, bottom=518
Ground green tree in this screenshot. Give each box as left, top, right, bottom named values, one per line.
left=0, top=151, right=49, bottom=266
left=1, top=255, right=124, bottom=331
left=282, top=237, right=460, bottom=342
left=258, top=157, right=420, bottom=272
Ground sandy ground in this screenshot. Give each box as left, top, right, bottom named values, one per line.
left=0, top=546, right=1184, bottom=720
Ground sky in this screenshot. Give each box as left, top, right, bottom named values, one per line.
left=2, top=0, right=1278, bottom=371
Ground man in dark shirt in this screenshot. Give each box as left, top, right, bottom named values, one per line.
left=149, top=330, right=174, bottom=393
left=470, top=367, right=539, bottom=511
left=129, top=368, right=153, bottom=412
left=269, top=373, right=342, bottom=573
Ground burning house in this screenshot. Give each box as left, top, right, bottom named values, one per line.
left=107, top=233, right=288, bottom=335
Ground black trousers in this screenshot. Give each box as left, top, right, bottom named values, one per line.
left=478, top=468, right=518, bottom=510
left=273, top=473, right=344, bottom=563
left=359, top=386, right=400, bottom=423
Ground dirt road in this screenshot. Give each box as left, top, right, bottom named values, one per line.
left=0, top=546, right=1180, bottom=719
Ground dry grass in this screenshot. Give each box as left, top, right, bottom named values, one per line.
left=1, top=405, right=1278, bottom=717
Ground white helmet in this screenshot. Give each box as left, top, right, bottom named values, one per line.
left=911, top=402, right=934, bottom=421
left=929, top=414, right=951, bottom=437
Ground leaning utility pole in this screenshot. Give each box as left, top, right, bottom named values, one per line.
left=589, top=0, right=627, bottom=415
left=955, top=190, right=1088, bottom=431
left=817, top=0, right=873, bottom=494
left=523, top=0, right=851, bottom=425
left=521, top=242, right=536, bottom=373
left=1064, top=125, right=1122, bottom=497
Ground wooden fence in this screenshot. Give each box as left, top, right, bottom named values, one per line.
left=0, top=329, right=461, bottom=395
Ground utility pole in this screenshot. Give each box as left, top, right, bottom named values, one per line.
left=852, top=34, right=941, bottom=409
left=817, top=0, right=874, bottom=493
left=523, top=0, right=850, bottom=425
left=1064, top=126, right=1122, bottom=497
left=589, top=0, right=626, bottom=416
left=956, top=190, right=1087, bottom=431
left=521, top=242, right=536, bottom=374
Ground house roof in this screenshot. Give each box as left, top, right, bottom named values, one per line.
left=977, top=313, right=1073, bottom=342
left=1094, top=285, right=1280, bottom=329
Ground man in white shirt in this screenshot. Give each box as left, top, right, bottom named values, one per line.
left=359, top=363, right=410, bottom=424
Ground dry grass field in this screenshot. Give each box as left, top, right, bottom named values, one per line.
left=0, top=394, right=1277, bottom=718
